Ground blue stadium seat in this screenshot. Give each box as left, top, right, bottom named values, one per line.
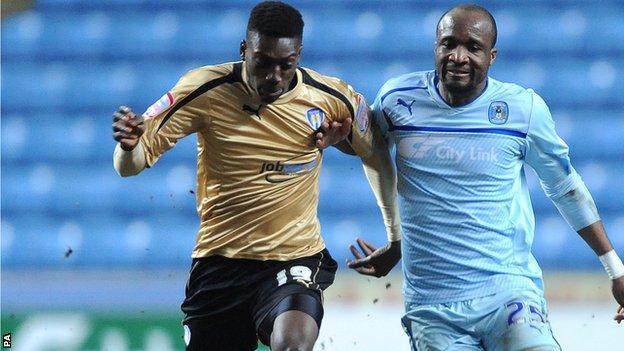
left=553, top=110, right=624, bottom=160
left=2, top=0, right=623, bottom=268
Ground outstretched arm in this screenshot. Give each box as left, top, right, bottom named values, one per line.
left=525, top=92, right=624, bottom=323
left=576, top=221, right=624, bottom=323
left=316, top=94, right=401, bottom=277
left=345, top=108, right=402, bottom=277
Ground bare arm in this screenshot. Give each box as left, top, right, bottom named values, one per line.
left=577, top=221, right=614, bottom=255
left=572, top=209, right=624, bottom=323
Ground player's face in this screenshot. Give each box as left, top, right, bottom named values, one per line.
left=242, top=31, right=302, bottom=104
left=435, top=12, right=497, bottom=96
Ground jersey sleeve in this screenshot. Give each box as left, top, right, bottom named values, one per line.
left=323, top=77, right=375, bottom=159
left=348, top=90, right=376, bottom=159
left=525, top=92, right=582, bottom=199
left=139, top=70, right=209, bottom=167
left=371, top=84, right=391, bottom=140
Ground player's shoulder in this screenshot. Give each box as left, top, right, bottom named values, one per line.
left=377, top=70, right=432, bottom=103
left=298, top=66, right=358, bottom=97
left=177, top=61, right=241, bottom=90
left=488, top=77, right=552, bottom=128
left=488, top=77, right=542, bottom=106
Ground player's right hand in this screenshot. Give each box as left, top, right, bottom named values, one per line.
left=112, top=106, right=145, bottom=151
left=612, top=276, right=624, bottom=324
left=615, top=306, right=624, bottom=324
left=347, top=238, right=401, bottom=277
left=315, top=118, right=351, bottom=149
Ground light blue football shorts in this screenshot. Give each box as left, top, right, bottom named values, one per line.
left=401, top=289, right=561, bottom=351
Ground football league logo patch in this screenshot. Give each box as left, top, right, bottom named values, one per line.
left=306, top=108, right=324, bottom=130
left=144, top=91, right=175, bottom=120
left=355, top=94, right=369, bottom=132
left=488, top=101, right=509, bottom=125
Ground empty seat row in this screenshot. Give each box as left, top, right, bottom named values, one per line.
left=3, top=5, right=623, bottom=60
left=3, top=57, right=624, bottom=112
left=2, top=210, right=623, bottom=268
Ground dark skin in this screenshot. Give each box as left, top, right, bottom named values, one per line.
left=240, top=30, right=301, bottom=104
left=435, top=9, right=497, bottom=106
left=112, top=106, right=145, bottom=151
left=578, top=222, right=624, bottom=323
left=347, top=238, right=401, bottom=277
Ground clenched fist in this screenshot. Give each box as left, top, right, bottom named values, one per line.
left=112, top=106, right=146, bottom=151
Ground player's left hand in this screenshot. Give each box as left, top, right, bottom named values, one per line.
left=612, top=276, right=624, bottom=323
left=315, top=118, right=352, bottom=150
left=347, top=238, right=401, bottom=277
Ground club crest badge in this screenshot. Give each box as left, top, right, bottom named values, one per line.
left=488, top=101, right=509, bottom=125
left=306, top=108, right=324, bottom=130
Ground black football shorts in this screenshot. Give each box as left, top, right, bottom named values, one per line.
left=181, top=248, right=337, bottom=350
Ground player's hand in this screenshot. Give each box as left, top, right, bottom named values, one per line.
left=347, top=238, right=401, bottom=277
left=612, top=276, right=624, bottom=323
left=315, top=118, right=352, bottom=149
left=615, top=306, right=624, bottom=324
left=112, top=106, right=145, bottom=151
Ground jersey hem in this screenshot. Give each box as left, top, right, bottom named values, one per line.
left=403, top=278, right=541, bottom=305
left=190, top=244, right=327, bottom=262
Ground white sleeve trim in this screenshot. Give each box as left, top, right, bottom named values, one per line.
left=361, top=149, right=402, bottom=242
left=113, top=142, right=147, bottom=177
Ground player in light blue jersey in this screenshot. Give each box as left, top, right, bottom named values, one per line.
left=317, top=4, right=624, bottom=351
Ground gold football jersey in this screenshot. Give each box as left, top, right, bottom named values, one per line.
left=138, top=61, right=373, bottom=260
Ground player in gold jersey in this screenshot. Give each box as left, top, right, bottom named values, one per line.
left=112, top=1, right=401, bottom=350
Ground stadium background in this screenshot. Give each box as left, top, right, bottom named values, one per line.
left=1, top=0, right=622, bottom=349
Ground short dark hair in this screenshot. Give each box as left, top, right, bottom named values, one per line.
left=438, top=4, right=497, bottom=47
left=247, top=1, right=304, bottom=38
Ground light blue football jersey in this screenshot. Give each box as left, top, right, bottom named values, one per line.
left=372, top=70, right=582, bottom=304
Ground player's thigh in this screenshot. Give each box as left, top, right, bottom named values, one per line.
left=402, top=305, right=483, bottom=351
left=181, top=256, right=262, bottom=350
left=271, top=307, right=319, bottom=350
left=184, top=314, right=257, bottom=351
left=482, top=291, right=561, bottom=351
left=253, top=249, right=337, bottom=346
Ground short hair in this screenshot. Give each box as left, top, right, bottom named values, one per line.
left=247, top=1, right=304, bottom=38
left=437, top=4, right=497, bottom=47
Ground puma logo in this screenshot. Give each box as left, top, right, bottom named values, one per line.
left=396, top=98, right=416, bottom=116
